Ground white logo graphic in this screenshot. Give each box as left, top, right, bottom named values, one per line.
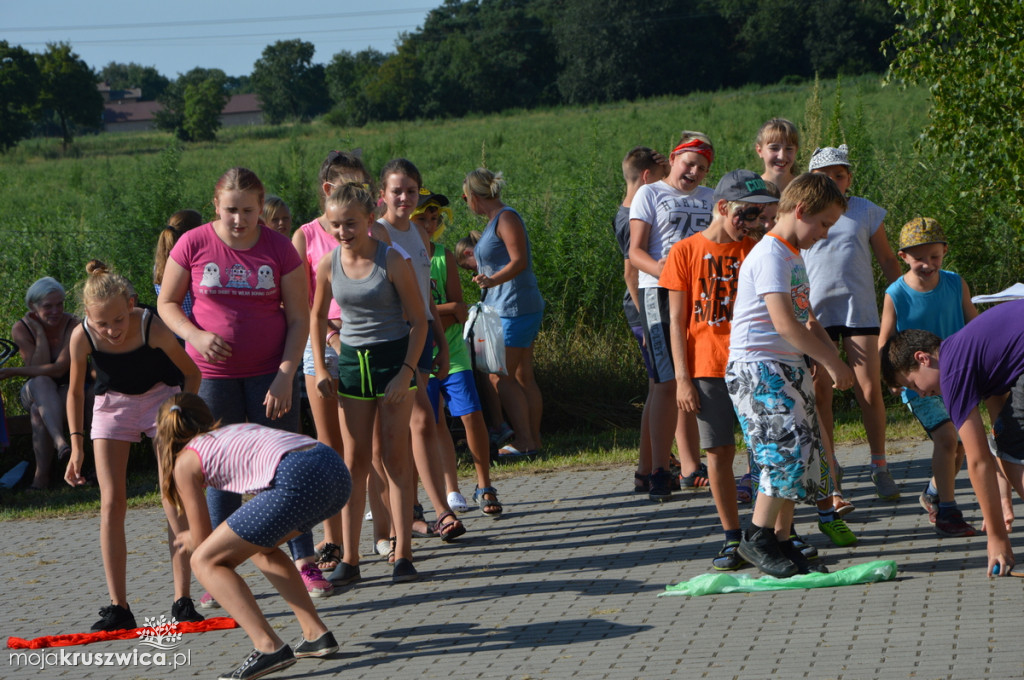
left=137, top=615, right=184, bottom=650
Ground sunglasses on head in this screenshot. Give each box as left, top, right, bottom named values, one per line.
left=734, top=206, right=764, bottom=223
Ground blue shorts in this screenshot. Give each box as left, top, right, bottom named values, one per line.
left=630, top=324, right=655, bottom=380
left=427, top=370, right=482, bottom=420
left=302, top=336, right=339, bottom=379
left=226, top=444, right=351, bottom=548
left=905, top=393, right=951, bottom=434
left=501, top=311, right=543, bottom=348
left=726, top=359, right=831, bottom=503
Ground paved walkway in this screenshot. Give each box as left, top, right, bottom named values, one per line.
left=3, top=439, right=1022, bottom=679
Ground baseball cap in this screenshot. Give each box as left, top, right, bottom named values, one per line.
left=809, top=144, right=851, bottom=171
left=899, top=217, right=946, bottom=250
left=416, top=187, right=449, bottom=208
left=713, top=169, right=779, bottom=204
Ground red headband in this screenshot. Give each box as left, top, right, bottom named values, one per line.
left=672, top=139, right=714, bottom=166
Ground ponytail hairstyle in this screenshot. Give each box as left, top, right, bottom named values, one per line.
left=379, top=158, right=422, bottom=194
left=213, top=167, right=265, bottom=209
left=463, top=168, right=505, bottom=201
left=154, top=209, right=203, bottom=285
left=324, top=182, right=377, bottom=218
left=156, top=392, right=219, bottom=513
left=81, top=260, right=135, bottom=313
left=318, top=150, right=372, bottom=210
left=454, top=230, right=483, bottom=270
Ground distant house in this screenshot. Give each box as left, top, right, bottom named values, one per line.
left=100, top=82, right=264, bottom=133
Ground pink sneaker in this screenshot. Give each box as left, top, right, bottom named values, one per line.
left=300, top=563, right=334, bottom=598
left=198, top=591, right=220, bottom=609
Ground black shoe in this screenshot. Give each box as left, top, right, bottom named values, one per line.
left=779, top=539, right=829, bottom=574
left=218, top=645, right=295, bottom=680
left=293, top=631, right=339, bottom=658
left=328, top=561, right=361, bottom=585
left=712, top=541, right=747, bottom=571
left=789, top=532, right=819, bottom=560
left=90, top=603, right=137, bottom=632
left=648, top=467, right=672, bottom=501
left=737, top=526, right=798, bottom=578
left=392, top=558, right=419, bottom=583
left=171, top=596, right=205, bottom=623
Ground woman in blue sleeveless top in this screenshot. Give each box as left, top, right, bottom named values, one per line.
left=464, top=168, right=545, bottom=456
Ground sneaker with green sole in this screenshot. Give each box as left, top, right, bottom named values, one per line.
left=818, top=517, right=858, bottom=546
left=711, top=541, right=747, bottom=571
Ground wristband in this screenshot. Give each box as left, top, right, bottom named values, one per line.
left=326, top=330, right=339, bottom=342
left=403, top=362, right=416, bottom=373
left=69, top=432, right=85, bottom=438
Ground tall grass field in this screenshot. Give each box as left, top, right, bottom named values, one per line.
left=0, top=74, right=1015, bottom=452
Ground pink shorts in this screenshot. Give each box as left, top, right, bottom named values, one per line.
left=90, top=383, right=180, bottom=442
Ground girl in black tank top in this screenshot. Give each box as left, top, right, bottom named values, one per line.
left=65, top=260, right=203, bottom=632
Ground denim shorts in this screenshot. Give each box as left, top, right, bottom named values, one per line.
left=302, top=336, right=339, bottom=379
left=905, top=393, right=951, bottom=434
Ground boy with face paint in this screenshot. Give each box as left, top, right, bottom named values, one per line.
left=660, top=169, right=777, bottom=570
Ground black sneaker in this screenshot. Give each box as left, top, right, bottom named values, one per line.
left=712, top=541, right=747, bottom=571
left=171, top=596, right=205, bottom=623
left=648, top=467, right=672, bottom=501
left=779, top=539, right=829, bottom=574
left=90, top=603, right=137, bottom=632
left=737, top=526, right=798, bottom=578
left=789, top=533, right=819, bottom=560
left=218, top=646, right=295, bottom=680
left=328, top=562, right=361, bottom=585
left=393, top=558, right=419, bottom=583
left=293, top=631, right=339, bottom=658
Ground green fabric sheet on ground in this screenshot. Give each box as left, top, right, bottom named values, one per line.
left=660, top=560, right=897, bottom=596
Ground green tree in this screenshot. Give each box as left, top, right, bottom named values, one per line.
left=35, top=42, right=104, bottom=152
left=324, top=48, right=386, bottom=126
left=98, top=61, right=170, bottom=100
left=886, top=0, right=1024, bottom=205
left=182, top=78, right=228, bottom=142
left=154, top=68, right=228, bottom=141
left=251, top=39, right=326, bottom=124
left=0, top=41, right=41, bottom=152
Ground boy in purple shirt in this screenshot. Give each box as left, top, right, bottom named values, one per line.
left=881, top=300, right=1024, bottom=576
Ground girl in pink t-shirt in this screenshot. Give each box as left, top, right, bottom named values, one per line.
left=156, top=167, right=331, bottom=602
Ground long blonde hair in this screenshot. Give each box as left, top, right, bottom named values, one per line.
left=153, top=210, right=203, bottom=285
left=156, top=392, right=219, bottom=512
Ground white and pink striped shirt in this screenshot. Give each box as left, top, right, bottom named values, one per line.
left=187, top=423, right=316, bottom=495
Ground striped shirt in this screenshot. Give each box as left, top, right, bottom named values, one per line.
left=187, top=423, right=316, bottom=495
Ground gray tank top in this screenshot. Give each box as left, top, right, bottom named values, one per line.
left=332, top=240, right=409, bottom=346
left=378, top=218, right=433, bottom=320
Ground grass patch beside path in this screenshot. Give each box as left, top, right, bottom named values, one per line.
left=0, top=405, right=929, bottom=522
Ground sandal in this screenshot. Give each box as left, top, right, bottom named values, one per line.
left=374, top=537, right=396, bottom=564
left=473, top=486, right=503, bottom=517
left=736, top=473, right=753, bottom=504
left=633, top=472, right=650, bottom=493
left=434, top=511, right=466, bottom=543
left=315, top=542, right=341, bottom=571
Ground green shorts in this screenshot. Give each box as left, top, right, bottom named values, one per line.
left=338, top=336, right=415, bottom=400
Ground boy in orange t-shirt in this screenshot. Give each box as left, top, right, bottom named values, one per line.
left=660, top=169, right=778, bottom=570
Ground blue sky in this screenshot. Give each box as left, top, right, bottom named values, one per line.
left=1, top=0, right=434, bottom=78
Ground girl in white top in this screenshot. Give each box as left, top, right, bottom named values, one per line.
left=628, top=131, right=716, bottom=498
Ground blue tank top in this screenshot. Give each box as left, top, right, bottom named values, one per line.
left=473, top=207, right=544, bottom=317
left=332, top=240, right=410, bottom=346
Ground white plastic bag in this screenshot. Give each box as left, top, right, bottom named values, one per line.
left=463, top=303, right=507, bottom=375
